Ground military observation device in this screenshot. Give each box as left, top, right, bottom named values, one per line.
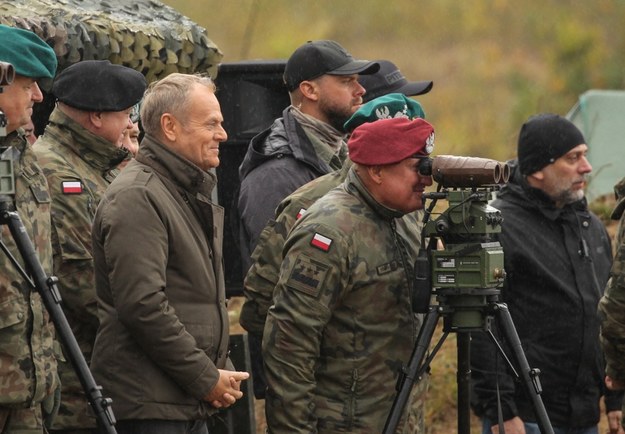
left=419, top=156, right=508, bottom=301
left=0, top=61, right=14, bottom=138
left=0, top=61, right=15, bottom=195
left=384, top=155, right=554, bottom=434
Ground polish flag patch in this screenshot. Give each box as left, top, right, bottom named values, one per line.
left=61, top=181, right=83, bottom=194
left=296, top=208, right=307, bottom=220
left=311, top=232, right=332, bottom=252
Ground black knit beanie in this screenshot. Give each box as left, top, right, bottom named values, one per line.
left=517, top=113, right=586, bottom=175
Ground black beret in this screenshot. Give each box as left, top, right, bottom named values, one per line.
left=0, top=24, right=57, bottom=79
left=52, top=60, right=147, bottom=112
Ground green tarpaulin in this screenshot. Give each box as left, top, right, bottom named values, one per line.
left=566, top=89, right=625, bottom=202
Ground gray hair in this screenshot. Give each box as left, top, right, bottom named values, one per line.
left=140, top=73, right=216, bottom=138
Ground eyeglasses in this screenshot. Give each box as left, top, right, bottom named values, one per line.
left=129, top=104, right=140, bottom=123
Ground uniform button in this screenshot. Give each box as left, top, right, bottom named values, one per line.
left=582, top=221, right=589, bottom=228
left=17, top=312, right=24, bottom=320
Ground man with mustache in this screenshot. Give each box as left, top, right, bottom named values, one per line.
left=33, top=60, right=146, bottom=434
left=471, top=113, right=623, bottom=434
left=262, top=117, right=435, bottom=433
left=0, top=24, right=59, bottom=434
left=237, top=39, right=378, bottom=399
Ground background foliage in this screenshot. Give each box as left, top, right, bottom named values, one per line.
left=167, top=1, right=624, bottom=432
left=164, top=0, right=625, bottom=162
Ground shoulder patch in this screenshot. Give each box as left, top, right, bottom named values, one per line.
left=61, top=180, right=83, bottom=194
left=377, top=260, right=399, bottom=275
left=286, top=254, right=329, bottom=298
left=310, top=232, right=332, bottom=252
left=296, top=208, right=307, bottom=220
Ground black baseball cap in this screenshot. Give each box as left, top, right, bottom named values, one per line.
left=359, top=60, right=433, bottom=103
left=283, top=40, right=379, bottom=92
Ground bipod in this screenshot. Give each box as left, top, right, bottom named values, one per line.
left=0, top=195, right=118, bottom=434
left=382, top=287, right=554, bottom=434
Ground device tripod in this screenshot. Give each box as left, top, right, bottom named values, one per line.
left=383, top=287, right=554, bottom=434
left=0, top=195, right=118, bottom=434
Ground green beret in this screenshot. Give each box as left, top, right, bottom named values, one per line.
left=53, top=60, right=147, bottom=112
left=344, top=93, right=426, bottom=132
left=0, top=25, right=57, bottom=79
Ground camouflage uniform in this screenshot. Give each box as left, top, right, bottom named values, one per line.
left=599, top=176, right=625, bottom=425
left=0, top=131, right=59, bottom=433
left=263, top=168, right=424, bottom=433
left=33, top=107, right=127, bottom=431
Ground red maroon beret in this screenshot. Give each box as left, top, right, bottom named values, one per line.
left=348, top=117, right=435, bottom=165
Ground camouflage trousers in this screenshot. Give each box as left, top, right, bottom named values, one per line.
left=0, top=405, right=44, bottom=434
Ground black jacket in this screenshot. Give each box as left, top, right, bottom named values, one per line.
left=470, top=162, right=620, bottom=428
left=237, top=106, right=345, bottom=273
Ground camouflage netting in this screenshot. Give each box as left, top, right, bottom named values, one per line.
left=0, top=0, right=223, bottom=84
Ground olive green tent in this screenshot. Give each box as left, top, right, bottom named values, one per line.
left=566, top=89, right=625, bottom=203
left=0, top=0, right=223, bottom=83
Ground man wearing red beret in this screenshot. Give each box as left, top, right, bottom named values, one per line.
left=262, top=117, right=434, bottom=433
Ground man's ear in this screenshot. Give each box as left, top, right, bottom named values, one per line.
left=88, top=112, right=104, bottom=128
left=299, top=80, right=319, bottom=102
left=366, top=165, right=384, bottom=185
left=161, top=113, right=177, bottom=141
left=526, top=169, right=545, bottom=190
left=528, top=170, right=545, bottom=181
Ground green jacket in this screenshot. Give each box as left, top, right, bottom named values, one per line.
left=0, top=132, right=58, bottom=409
left=33, top=107, right=127, bottom=429
left=91, top=135, right=230, bottom=421
left=599, top=176, right=625, bottom=383
left=241, top=160, right=423, bottom=337
left=263, top=168, right=422, bottom=433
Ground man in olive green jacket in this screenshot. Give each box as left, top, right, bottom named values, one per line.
left=91, top=73, right=249, bottom=434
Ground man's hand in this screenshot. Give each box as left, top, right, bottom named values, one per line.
left=606, top=376, right=625, bottom=391
left=607, top=410, right=625, bottom=434
left=204, top=370, right=249, bottom=409
left=491, top=416, right=526, bottom=434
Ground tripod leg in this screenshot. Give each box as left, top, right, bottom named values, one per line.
left=457, top=332, right=471, bottom=434
left=494, top=303, right=554, bottom=434
left=1, top=207, right=118, bottom=434
left=383, top=308, right=440, bottom=434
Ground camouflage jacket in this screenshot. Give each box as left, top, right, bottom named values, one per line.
left=241, top=160, right=423, bottom=337
left=600, top=176, right=625, bottom=382
left=0, top=131, right=58, bottom=408
left=33, top=107, right=127, bottom=429
left=263, top=168, right=422, bottom=433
